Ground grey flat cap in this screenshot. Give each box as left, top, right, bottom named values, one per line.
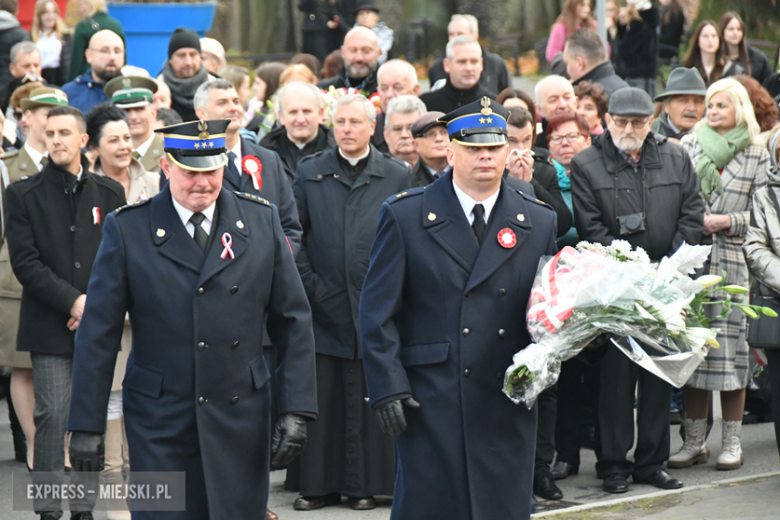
left=411, top=111, right=446, bottom=137
left=608, top=87, right=654, bottom=117
left=654, top=68, right=707, bottom=101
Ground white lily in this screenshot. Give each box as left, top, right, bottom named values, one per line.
left=695, top=275, right=722, bottom=288
left=654, top=299, right=689, bottom=334
left=683, top=326, right=720, bottom=349
left=635, top=302, right=658, bottom=321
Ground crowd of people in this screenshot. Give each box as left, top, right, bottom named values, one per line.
left=0, top=0, right=779, bottom=519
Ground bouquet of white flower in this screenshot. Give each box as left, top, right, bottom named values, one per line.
left=504, top=241, right=776, bottom=409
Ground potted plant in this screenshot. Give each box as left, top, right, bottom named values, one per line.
left=107, top=0, right=218, bottom=75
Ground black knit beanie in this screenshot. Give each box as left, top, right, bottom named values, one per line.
left=168, top=27, right=201, bottom=58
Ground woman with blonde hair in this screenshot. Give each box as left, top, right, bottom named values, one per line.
left=676, top=78, right=770, bottom=471
left=68, top=0, right=125, bottom=81
left=279, top=63, right=318, bottom=86
left=30, top=0, right=72, bottom=86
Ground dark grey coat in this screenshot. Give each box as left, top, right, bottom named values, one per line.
left=294, top=145, right=411, bottom=359
left=570, top=131, right=704, bottom=261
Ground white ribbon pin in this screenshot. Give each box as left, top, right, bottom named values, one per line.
left=220, top=232, right=235, bottom=260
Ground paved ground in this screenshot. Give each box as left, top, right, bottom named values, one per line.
left=0, top=395, right=778, bottom=519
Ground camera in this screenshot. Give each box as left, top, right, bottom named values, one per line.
left=617, top=212, right=646, bottom=236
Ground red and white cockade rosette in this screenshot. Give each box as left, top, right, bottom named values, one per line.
left=504, top=241, right=727, bottom=409
left=242, top=155, right=262, bottom=191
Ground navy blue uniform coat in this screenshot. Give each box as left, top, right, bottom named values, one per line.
left=360, top=173, right=558, bottom=520
left=68, top=186, right=318, bottom=519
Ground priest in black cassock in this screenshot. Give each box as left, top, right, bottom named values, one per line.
left=284, top=93, right=411, bottom=511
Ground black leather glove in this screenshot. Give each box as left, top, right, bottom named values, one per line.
left=271, top=413, right=308, bottom=469
left=69, top=432, right=105, bottom=472
left=376, top=397, right=421, bottom=436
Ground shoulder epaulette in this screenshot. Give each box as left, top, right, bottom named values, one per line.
left=388, top=186, right=425, bottom=204
left=11, top=175, right=32, bottom=184
left=517, top=190, right=554, bottom=211
left=235, top=191, right=271, bottom=206
left=115, top=198, right=151, bottom=213
left=0, top=149, right=20, bottom=161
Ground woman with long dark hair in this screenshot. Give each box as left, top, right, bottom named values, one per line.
left=684, top=21, right=744, bottom=87
left=719, top=12, right=773, bottom=85
left=658, top=0, right=686, bottom=59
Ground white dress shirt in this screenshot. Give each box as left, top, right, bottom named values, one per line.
left=230, top=140, right=242, bottom=171
left=171, top=197, right=216, bottom=238
left=36, top=31, right=62, bottom=69
left=24, top=143, right=47, bottom=171
left=452, top=179, right=500, bottom=225
left=134, top=133, right=156, bottom=158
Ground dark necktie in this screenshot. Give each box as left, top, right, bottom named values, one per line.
left=226, top=151, right=241, bottom=187
left=472, top=203, right=486, bottom=245
left=190, top=212, right=208, bottom=252
left=40, top=156, right=48, bottom=169
left=132, top=151, right=141, bottom=160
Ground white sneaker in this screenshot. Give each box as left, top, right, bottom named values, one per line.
left=716, top=420, right=743, bottom=470
left=668, top=418, right=709, bottom=468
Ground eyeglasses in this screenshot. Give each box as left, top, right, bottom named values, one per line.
left=610, top=117, right=649, bottom=129
left=88, top=47, right=125, bottom=56
left=419, top=128, right=448, bottom=139
left=548, top=133, right=583, bottom=145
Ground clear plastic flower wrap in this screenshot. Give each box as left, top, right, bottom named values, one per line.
left=503, top=241, right=776, bottom=409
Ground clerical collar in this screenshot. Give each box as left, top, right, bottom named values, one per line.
left=288, top=131, right=318, bottom=150
left=338, top=146, right=371, bottom=166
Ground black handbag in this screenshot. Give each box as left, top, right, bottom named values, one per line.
left=747, top=187, right=780, bottom=349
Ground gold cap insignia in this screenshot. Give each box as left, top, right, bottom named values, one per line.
left=517, top=214, right=525, bottom=222
left=480, top=97, right=493, bottom=116
left=198, top=120, right=210, bottom=140
left=428, top=212, right=437, bottom=221
left=236, top=220, right=244, bottom=229
left=156, top=228, right=166, bottom=237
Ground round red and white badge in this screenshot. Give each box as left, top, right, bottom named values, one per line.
left=498, top=228, right=517, bottom=248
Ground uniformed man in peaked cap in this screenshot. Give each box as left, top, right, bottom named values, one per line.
left=67, top=119, right=318, bottom=519
left=360, top=97, right=558, bottom=520
left=105, top=75, right=165, bottom=173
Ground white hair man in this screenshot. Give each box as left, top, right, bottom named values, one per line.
left=259, top=81, right=335, bottom=181
left=289, top=93, right=411, bottom=512
left=373, top=58, right=420, bottom=153
left=419, top=36, right=489, bottom=114
left=426, top=14, right=511, bottom=97
left=384, top=95, right=426, bottom=166
left=317, top=27, right=380, bottom=95
left=533, top=74, right=578, bottom=148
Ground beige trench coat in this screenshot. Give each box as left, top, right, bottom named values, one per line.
left=92, top=157, right=160, bottom=390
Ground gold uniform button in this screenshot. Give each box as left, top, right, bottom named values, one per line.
left=309, top=13, right=315, bottom=20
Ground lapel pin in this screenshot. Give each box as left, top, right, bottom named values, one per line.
left=427, top=212, right=437, bottom=221
left=498, top=228, right=517, bottom=249
left=517, top=213, right=525, bottom=222
left=156, top=228, right=166, bottom=237
left=92, top=207, right=101, bottom=225
left=221, top=232, right=235, bottom=260
left=236, top=220, right=244, bottom=229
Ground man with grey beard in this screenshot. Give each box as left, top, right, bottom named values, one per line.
left=317, top=27, right=379, bottom=95
left=571, top=87, right=704, bottom=495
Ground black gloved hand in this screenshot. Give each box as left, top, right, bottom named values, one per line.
left=69, top=431, right=105, bottom=472
left=376, top=397, right=421, bottom=436
left=271, top=413, right=308, bottom=469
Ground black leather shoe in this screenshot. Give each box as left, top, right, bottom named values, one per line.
left=551, top=461, right=578, bottom=480
left=348, top=497, right=377, bottom=510
left=533, top=471, right=563, bottom=500
left=636, top=469, right=683, bottom=490
left=71, top=513, right=94, bottom=520
left=293, top=493, right=341, bottom=510
left=603, top=473, right=628, bottom=494
left=40, top=515, right=59, bottom=520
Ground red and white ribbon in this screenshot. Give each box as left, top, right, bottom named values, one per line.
left=527, top=247, right=579, bottom=333
left=242, top=155, right=262, bottom=191
left=220, top=232, right=235, bottom=260
left=92, top=207, right=100, bottom=225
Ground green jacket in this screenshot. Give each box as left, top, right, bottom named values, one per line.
left=68, top=12, right=125, bottom=82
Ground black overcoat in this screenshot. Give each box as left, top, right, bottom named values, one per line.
left=360, top=173, right=559, bottom=520
left=5, top=158, right=126, bottom=354
left=67, top=186, right=317, bottom=519
left=294, top=145, right=411, bottom=359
